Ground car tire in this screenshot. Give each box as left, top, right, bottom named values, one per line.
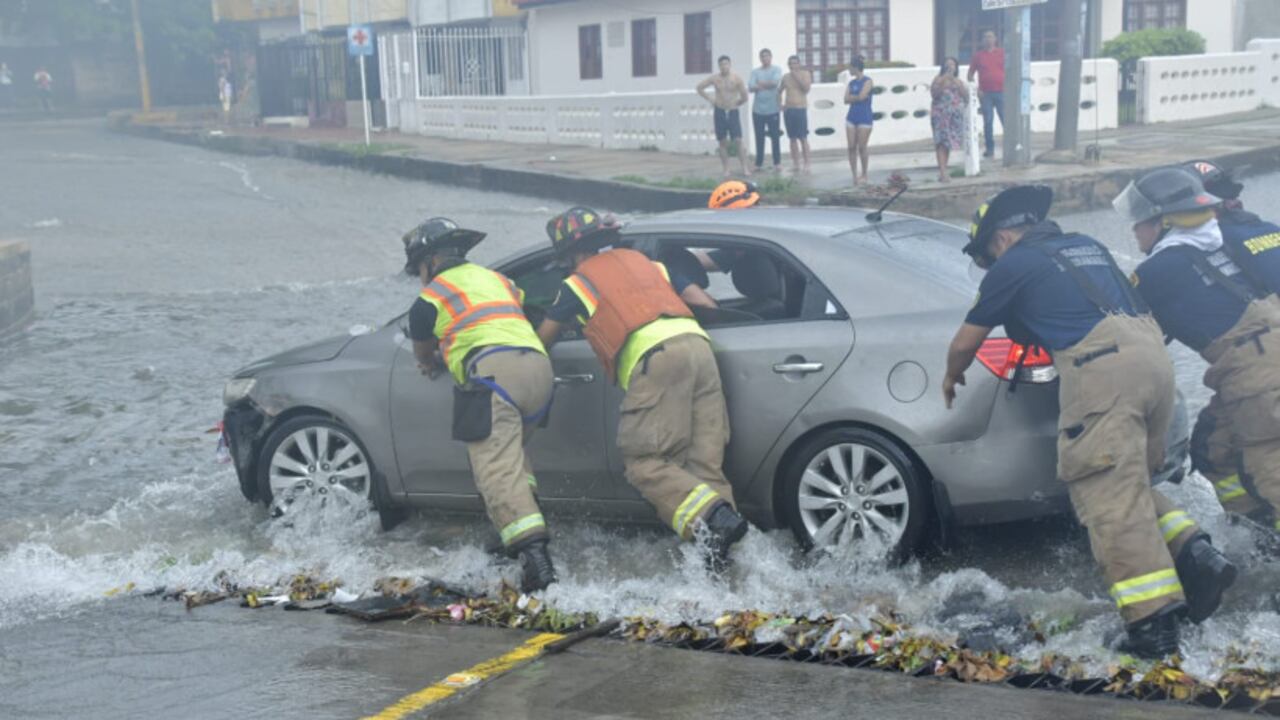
left=779, top=427, right=930, bottom=560
left=256, top=415, right=378, bottom=520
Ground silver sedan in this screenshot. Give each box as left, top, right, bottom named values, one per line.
left=221, top=207, right=1188, bottom=556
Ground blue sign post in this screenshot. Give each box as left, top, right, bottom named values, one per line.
left=348, top=25, right=374, bottom=146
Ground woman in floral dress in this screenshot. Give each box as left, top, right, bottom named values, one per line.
left=931, top=57, right=968, bottom=183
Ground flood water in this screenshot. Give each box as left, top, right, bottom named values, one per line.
left=2, top=120, right=1280, bottom=692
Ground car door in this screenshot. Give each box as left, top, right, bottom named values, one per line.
left=603, top=234, right=855, bottom=496
left=388, top=250, right=611, bottom=505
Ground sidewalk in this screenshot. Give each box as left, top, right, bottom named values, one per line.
left=116, top=108, right=1280, bottom=218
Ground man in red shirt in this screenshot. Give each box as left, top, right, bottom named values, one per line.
left=966, top=30, right=1005, bottom=158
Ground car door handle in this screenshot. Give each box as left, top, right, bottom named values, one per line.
left=554, top=373, right=595, bottom=386
left=772, top=362, right=824, bottom=375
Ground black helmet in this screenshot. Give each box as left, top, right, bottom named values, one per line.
left=964, top=185, right=1053, bottom=269
left=1182, top=159, right=1243, bottom=201
left=402, top=217, right=485, bottom=275
left=546, top=206, right=620, bottom=256
left=1112, top=167, right=1220, bottom=226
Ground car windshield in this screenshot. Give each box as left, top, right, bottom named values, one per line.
left=835, top=218, right=980, bottom=297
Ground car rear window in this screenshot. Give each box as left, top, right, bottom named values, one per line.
left=835, top=218, right=981, bottom=297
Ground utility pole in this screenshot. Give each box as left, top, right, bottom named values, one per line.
left=1053, top=0, right=1088, bottom=153
left=1002, top=5, right=1032, bottom=167
left=129, top=0, right=152, bottom=113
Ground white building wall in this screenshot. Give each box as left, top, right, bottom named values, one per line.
left=1186, top=0, right=1236, bottom=53
left=409, top=0, right=491, bottom=26
left=1098, top=0, right=1124, bottom=50
left=528, top=0, right=774, bottom=96
left=888, top=0, right=934, bottom=67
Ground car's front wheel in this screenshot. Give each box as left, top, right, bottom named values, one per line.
left=256, top=415, right=374, bottom=518
left=779, top=427, right=929, bottom=559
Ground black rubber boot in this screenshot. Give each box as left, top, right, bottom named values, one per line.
left=1175, top=533, right=1238, bottom=624
left=699, top=502, right=749, bottom=574
left=517, top=539, right=558, bottom=593
left=1117, top=603, right=1185, bottom=659
left=483, top=528, right=516, bottom=559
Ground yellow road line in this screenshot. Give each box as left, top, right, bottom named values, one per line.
left=361, top=632, right=564, bottom=720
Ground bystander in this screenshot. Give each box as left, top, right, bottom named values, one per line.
left=967, top=30, right=1004, bottom=158
left=844, top=56, right=874, bottom=186
left=33, top=67, right=53, bottom=114
left=696, top=56, right=752, bottom=178
left=780, top=55, right=812, bottom=174
left=748, top=49, right=783, bottom=173
left=931, top=57, right=968, bottom=182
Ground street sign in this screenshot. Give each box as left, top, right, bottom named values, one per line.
left=981, top=0, right=1047, bottom=9
left=347, top=25, right=373, bottom=57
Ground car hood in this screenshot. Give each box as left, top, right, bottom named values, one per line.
left=233, top=334, right=355, bottom=377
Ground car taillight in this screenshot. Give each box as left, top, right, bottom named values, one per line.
left=975, top=338, right=1057, bottom=383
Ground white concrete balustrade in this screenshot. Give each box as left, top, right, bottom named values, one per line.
left=382, top=59, right=1119, bottom=157
left=1137, top=51, right=1267, bottom=124
left=1247, top=38, right=1280, bottom=109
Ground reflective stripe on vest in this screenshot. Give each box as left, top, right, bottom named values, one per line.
left=1157, top=510, right=1196, bottom=544
left=500, top=512, right=546, bottom=545
left=1109, top=568, right=1182, bottom=609
left=419, top=264, right=543, bottom=384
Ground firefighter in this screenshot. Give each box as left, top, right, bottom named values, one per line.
left=403, top=217, right=557, bottom=592
left=534, top=207, right=750, bottom=571
left=943, top=185, right=1199, bottom=657
left=1183, top=159, right=1280, bottom=297
left=1123, top=166, right=1280, bottom=542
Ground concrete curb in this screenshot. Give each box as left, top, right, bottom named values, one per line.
left=112, top=122, right=710, bottom=214
left=0, top=240, right=34, bottom=339
left=113, top=119, right=1280, bottom=219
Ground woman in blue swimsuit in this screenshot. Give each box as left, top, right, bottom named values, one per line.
left=844, top=56, right=874, bottom=186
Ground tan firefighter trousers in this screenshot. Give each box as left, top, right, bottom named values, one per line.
left=616, top=333, right=736, bottom=540
left=1054, top=314, right=1189, bottom=624
left=1197, top=297, right=1280, bottom=529
left=464, top=347, right=554, bottom=549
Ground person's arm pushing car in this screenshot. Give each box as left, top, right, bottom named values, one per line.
left=943, top=323, right=992, bottom=409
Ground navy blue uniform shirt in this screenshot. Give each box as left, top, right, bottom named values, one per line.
left=965, top=222, right=1136, bottom=351
left=1220, top=209, right=1280, bottom=295
left=1134, top=245, right=1249, bottom=352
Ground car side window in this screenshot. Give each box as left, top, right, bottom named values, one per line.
left=653, top=238, right=843, bottom=327
left=501, top=252, right=581, bottom=340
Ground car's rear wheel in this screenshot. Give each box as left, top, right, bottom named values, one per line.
left=779, top=427, right=929, bottom=559
left=256, top=415, right=374, bottom=518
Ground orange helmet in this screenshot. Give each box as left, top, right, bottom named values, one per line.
left=708, top=180, right=760, bottom=210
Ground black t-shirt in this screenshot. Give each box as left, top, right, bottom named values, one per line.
left=965, top=222, right=1135, bottom=351
left=408, top=297, right=438, bottom=342
left=1134, top=245, right=1250, bottom=352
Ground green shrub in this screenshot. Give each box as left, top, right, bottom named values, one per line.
left=1101, top=28, right=1206, bottom=78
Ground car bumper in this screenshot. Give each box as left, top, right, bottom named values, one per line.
left=223, top=402, right=267, bottom=502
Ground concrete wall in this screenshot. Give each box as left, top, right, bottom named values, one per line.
left=0, top=241, right=33, bottom=338
left=1246, top=38, right=1280, bottom=107
left=1137, top=50, right=1264, bottom=123
left=527, top=0, right=759, bottom=96
left=410, top=0, right=491, bottom=26
left=1239, top=0, right=1280, bottom=49
left=888, top=0, right=935, bottom=68
left=388, top=58, right=1118, bottom=154
left=305, top=0, right=408, bottom=30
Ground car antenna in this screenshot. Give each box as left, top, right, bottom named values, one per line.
left=865, top=185, right=908, bottom=223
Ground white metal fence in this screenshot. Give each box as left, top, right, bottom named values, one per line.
left=382, top=59, right=1118, bottom=157
left=402, top=25, right=529, bottom=98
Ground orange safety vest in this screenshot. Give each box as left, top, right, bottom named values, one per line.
left=565, top=248, right=694, bottom=383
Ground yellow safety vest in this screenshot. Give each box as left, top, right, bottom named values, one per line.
left=565, top=261, right=707, bottom=390
left=420, top=263, right=546, bottom=384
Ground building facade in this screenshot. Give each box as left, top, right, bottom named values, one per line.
left=517, top=0, right=1239, bottom=95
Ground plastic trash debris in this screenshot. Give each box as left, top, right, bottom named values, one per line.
left=332, top=588, right=359, bottom=604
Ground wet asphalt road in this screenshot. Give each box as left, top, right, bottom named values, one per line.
left=3, top=119, right=1280, bottom=718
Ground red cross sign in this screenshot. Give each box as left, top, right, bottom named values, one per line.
left=347, top=25, right=373, bottom=57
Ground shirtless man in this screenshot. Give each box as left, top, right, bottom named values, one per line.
left=780, top=55, right=812, bottom=173
left=696, top=55, right=751, bottom=177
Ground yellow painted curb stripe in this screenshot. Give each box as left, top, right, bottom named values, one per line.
left=361, top=632, right=563, bottom=720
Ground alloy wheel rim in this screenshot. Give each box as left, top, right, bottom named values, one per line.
left=268, top=426, right=371, bottom=515
left=797, top=442, right=909, bottom=548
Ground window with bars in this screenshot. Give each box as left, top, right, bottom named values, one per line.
left=955, top=1, right=1067, bottom=63
left=794, top=0, right=889, bottom=73
left=1123, top=0, right=1186, bottom=31
left=684, top=12, right=712, bottom=75
left=632, top=18, right=658, bottom=78
left=579, top=24, right=602, bottom=80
